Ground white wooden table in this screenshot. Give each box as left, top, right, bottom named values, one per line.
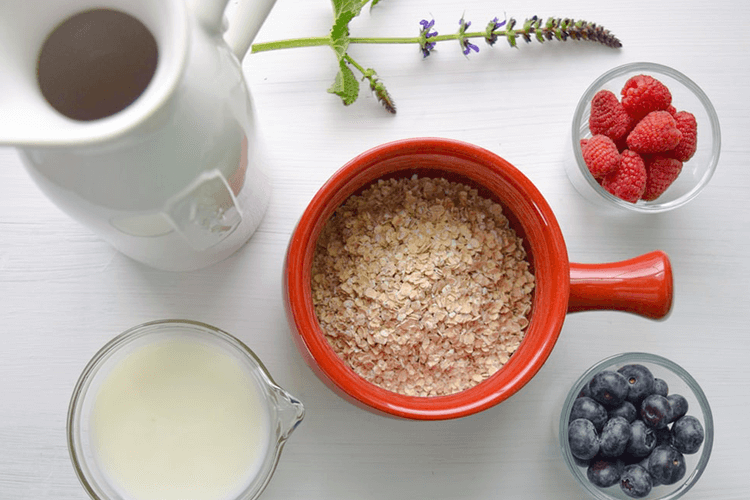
left=1, top=0, right=749, bottom=498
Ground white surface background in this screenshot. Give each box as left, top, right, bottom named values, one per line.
left=1, top=0, right=749, bottom=498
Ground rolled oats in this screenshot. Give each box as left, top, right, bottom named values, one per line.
left=311, top=175, right=535, bottom=397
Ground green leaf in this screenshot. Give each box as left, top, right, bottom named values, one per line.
left=327, top=60, right=360, bottom=105
left=331, top=35, right=350, bottom=60
left=506, top=29, right=517, bottom=48
left=370, top=0, right=382, bottom=9
left=327, top=0, right=370, bottom=105
left=330, top=0, right=370, bottom=43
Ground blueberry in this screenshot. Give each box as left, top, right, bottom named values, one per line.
left=609, top=401, right=637, bottom=423
left=653, top=377, right=669, bottom=397
left=569, top=418, right=600, bottom=460
left=641, top=394, right=671, bottom=429
left=671, top=415, right=705, bottom=454
left=637, top=455, right=652, bottom=474
left=577, top=383, right=592, bottom=399
left=589, top=370, right=629, bottom=408
left=647, top=444, right=686, bottom=485
left=621, top=454, right=657, bottom=485
left=587, top=457, right=624, bottom=488
left=626, top=420, right=657, bottom=458
left=636, top=453, right=663, bottom=486
left=600, top=416, right=632, bottom=457
left=655, top=427, right=672, bottom=447
left=667, top=394, right=689, bottom=423
left=620, top=451, right=645, bottom=466
left=618, top=364, right=655, bottom=405
left=570, top=397, right=608, bottom=431
left=620, top=464, right=653, bottom=498
left=573, top=455, right=592, bottom=468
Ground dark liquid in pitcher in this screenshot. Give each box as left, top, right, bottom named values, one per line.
left=37, top=9, right=158, bottom=121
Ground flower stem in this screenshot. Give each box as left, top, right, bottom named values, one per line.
left=349, top=32, right=486, bottom=44
left=252, top=30, right=536, bottom=52
left=252, top=17, right=622, bottom=54
left=348, top=37, right=420, bottom=44
left=342, top=54, right=366, bottom=73
left=251, top=37, right=331, bottom=53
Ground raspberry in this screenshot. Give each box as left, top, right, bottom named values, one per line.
left=669, top=111, right=698, bottom=162
left=582, top=134, right=621, bottom=179
left=615, top=135, right=629, bottom=153
left=621, top=75, right=672, bottom=119
left=666, top=105, right=677, bottom=116
left=642, top=155, right=683, bottom=201
left=589, top=90, right=632, bottom=141
left=627, top=111, right=682, bottom=154
left=602, top=150, right=647, bottom=203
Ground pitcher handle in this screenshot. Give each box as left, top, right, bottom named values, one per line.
left=567, top=250, right=674, bottom=320
left=163, top=170, right=243, bottom=251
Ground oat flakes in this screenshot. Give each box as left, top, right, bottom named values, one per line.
left=311, top=175, right=535, bottom=397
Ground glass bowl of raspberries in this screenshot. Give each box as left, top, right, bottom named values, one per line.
left=559, top=352, right=713, bottom=499
left=567, top=62, right=721, bottom=212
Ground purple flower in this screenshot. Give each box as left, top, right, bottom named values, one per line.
left=485, top=16, right=508, bottom=46
left=419, top=19, right=438, bottom=57
left=420, top=19, right=436, bottom=32
left=462, top=41, right=479, bottom=55
left=458, top=18, right=479, bottom=56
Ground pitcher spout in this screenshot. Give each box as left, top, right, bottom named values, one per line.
left=188, top=0, right=276, bottom=59
left=224, top=0, right=277, bottom=59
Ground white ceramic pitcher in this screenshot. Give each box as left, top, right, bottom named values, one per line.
left=0, top=0, right=276, bottom=271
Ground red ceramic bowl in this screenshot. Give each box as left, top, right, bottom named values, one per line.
left=283, top=138, right=673, bottom=420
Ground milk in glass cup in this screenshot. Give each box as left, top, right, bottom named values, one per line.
left=68, top=320, right=304, bottom=500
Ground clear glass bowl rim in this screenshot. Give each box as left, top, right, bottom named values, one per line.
left=558, top=352, right=714, bottom=500
left=66, top=319, right=303, bottom=500
left=571, top=61, right=721, bottom=213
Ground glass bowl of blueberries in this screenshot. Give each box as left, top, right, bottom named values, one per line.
left=559, top=352, right=713, bottom=499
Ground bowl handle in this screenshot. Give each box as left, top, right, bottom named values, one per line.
left=567, top=250, right=673, bottom=320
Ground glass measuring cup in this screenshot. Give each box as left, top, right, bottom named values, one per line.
left=67, top=320, right=304, bottom=500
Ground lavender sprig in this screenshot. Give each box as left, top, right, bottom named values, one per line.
left=419, top=19, right=438, bottom=57
left=484, top=17, right=508, bottom=46
left=458, top=18, right=480, bottom=55
left=251, top=1, right=622, bottom=114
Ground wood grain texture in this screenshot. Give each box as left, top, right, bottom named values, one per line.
left=2, top=0, right=749, bottom=498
